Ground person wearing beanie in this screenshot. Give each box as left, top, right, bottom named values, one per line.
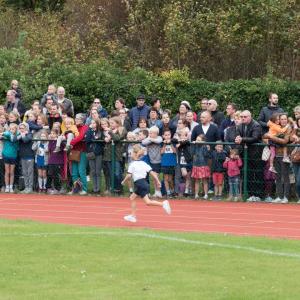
left=18, top=122, right=35, bottom=193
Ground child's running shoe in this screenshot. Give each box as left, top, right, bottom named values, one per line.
left=124, top=215, right=137, bottom=223
left=162, top=200, right=171, bottom=214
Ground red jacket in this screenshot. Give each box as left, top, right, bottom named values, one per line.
left=223, top=158, right=243, bottom=177
left=70, top=124, right=88, bottom=152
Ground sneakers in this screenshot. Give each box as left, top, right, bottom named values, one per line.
left=282, top=156, right=291, bottom=163
left=208, top=189, right=214, bottom=194
left=5, top=186, right=9, bottom=193
left=162, top=200, right=171, bottom=214
left=281, top=197, right=288, bottom=204
left=297, top=200, right=300, bottom=204
left=269, top=167, right=277, bottom=173
left=9, top=187, right=14, bottom=193
left=203, top=194, right=208, bottom=200
left=79, top=190, right=88, bottom=196
left=272, top=197, right=282, bottom=203
left=247, top=196, right=261, bottom=202
left=124, top=215, right=137, bottom=223
left=194, top=194, right=199, bottom=200
left=233, top=196, right=239, bottom=202
left=264, top=196, right=273, bottom=203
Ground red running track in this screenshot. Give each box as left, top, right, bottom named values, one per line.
left=0, top=194, right=300, bottom=239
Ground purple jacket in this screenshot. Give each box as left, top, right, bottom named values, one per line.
left=48, top=140, right=64, bottom=165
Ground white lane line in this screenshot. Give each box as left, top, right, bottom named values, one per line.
left=0, top=231, right=300, bottom=259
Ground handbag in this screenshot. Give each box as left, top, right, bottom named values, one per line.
left=68, top=150, right=81, bottom=162
left=291, top=147, right=300, bottom=163
left=262, top=146, right=271, bottom=161
left=87, top=152, right=96, bottom=160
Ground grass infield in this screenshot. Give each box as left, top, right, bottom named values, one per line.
left=0, top=219, right=300, bottom=300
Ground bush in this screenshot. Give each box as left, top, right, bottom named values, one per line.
left=0, top=48, right=299, bottom=117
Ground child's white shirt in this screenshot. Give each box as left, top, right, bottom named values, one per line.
left=128, top=160, right=152, bottom=182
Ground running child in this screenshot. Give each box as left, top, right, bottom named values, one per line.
left=121, top=144, right=171, bottom=223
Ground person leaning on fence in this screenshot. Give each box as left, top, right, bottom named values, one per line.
left=32, top=130, right=49, bottom=193
left=264, top=113, right=293, bottom=203
left=17, top=122, right=34, bottom=194
left=69, top=113, right=89, bottom=195
left=191, top=134, right=211, bottom=200
left=85, top=119, right=104, bottom=194
left=235, top=110, right=263, bottom=201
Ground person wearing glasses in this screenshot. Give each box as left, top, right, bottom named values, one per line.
left=206, top=99, right=225, bottom=127
left=235, top=110, right=263, bottom=201
left=129, top=94, right=150, bottom=130
left=92, top=98, right=108, bottom=118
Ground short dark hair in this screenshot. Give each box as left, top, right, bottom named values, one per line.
left=227, top=102, right=238, bottom=111
left=151, top=96, right=159, bottom=106
left=136, top=94, right=145, bottom=100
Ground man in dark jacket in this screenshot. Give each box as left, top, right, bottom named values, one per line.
left=235, top=110, right=263, bottom=201
left=5, top=90, right=26, bottom=119
left=129, top=94, right=150, bottom=130
left=191, top=111, right=220, bottom=142
left=257, top=93, right=284, bottom=134
left=57, top=86, right=74, bottom=117
left=207, top=99, right=225, bottom=127
left=220, top=102, right=237, bottom=140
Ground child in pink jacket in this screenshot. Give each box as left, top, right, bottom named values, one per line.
left=223, top=149, right=243, bottom=201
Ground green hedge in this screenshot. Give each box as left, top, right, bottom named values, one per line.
left=0, top=47, right=299, bottom=117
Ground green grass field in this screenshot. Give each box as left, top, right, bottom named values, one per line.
left=1, top=219, right=300, bottom=300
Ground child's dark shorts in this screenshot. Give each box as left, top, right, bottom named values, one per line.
left=161, top=166, right=175, bottom=175
left=134, top=179, right=150, bottom=198
left=150, top=163, right=161, bottom=173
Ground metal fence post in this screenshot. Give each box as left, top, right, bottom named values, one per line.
left=111, top=141, right=115, bottom=194
left=243, top=144, right=248, bottom=201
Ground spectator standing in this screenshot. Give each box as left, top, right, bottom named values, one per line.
left=40, top=84, right=57, bottom=107
left=4, top=90, right=26, bottom=120
left=92, top=98, right=108, bottom=118
left=258, top=93, right=284, bottom=134
left=197, top=98, right=209, bottom=123
left=129, top=94, right=150, bottom=130
left=206, top=99, right=225, bottom=127
left=10, top=80, right=23, bottom=101
left=220, top=103, right=237, bottom=140
left=56, top=86, right=74, bottom=117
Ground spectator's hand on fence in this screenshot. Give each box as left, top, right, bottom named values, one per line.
left=235, top=135, right=242, bottom=144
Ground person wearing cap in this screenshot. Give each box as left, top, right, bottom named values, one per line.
left=206, top=99, right=225, bottom=127
left=129, top=94, right=150, bottom=130
left=69, top=113, right=89, bottom=195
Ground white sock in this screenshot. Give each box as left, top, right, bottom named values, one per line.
left=43, top=178, right=47, bottom=189
left=38, top=177, right=43, bottom=189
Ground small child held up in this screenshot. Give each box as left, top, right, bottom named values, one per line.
left=54, top=117, right=79, bottom=152
left=32, top=130, right=49, bottom=192
left=267, top=113, right=292, bottom=172
left=161, top=129, right=177, bottom=197
left=0, top=123, right=19, bottom=193
left=223, top=149, right=243, bottom=201
left=191, top=134, right=211, bottom=200
left=121, top=144, right=171, bottom=223
left=211, top=142, right=227, bottom=200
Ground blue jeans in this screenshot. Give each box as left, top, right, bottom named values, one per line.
left=293, top=163, right=300, bottom=199
left=228, top=175, right=240, bottom=197
left=71, top=152, right=87, bottom=191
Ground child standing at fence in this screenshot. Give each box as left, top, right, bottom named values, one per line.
left=0, top=123, right=19, bottom=193
left=223, top=149, right=243, bottom=201
left=191, top=134, right=211, bottom=200
left=142, top=126, right=163, bottom=198
left=161, top=129, right=177, bottom=197
left=47, top=129, right=64, bottom=194
left=32, top=130, right=49, bottom=192
left=0, top=126, right=4, bottom=191
left=18, top=122, right=35, bottom=193
left=267, top=113, right=292, bottom=172
left=121, top=144, right=171, bottom=223
left=101, top=118, right=111, bottom=195
left=176, top=129, right=192, bottom=196
left=211, top=143, right=227, bottom=200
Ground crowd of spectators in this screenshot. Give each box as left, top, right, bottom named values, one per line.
left=1, top=80, right=300, bottom=203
